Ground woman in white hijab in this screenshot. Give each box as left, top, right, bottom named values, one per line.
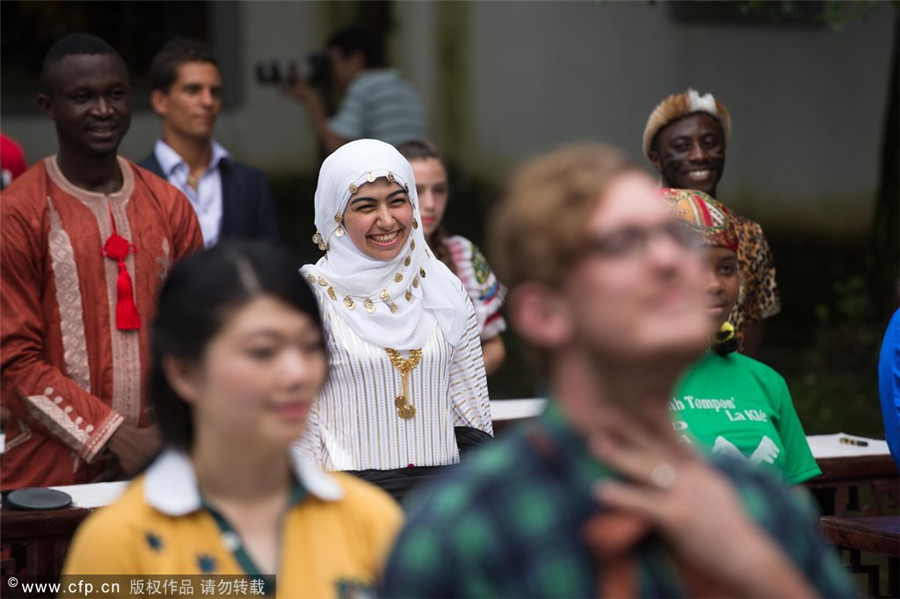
left=295, top=140, right=493, bottom=502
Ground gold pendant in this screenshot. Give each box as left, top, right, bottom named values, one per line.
left=385, top=348, right=423, bottom=422
left=397, top=404, right=416, bottom=420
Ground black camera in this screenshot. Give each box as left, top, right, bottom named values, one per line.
left=305, top=52, right=331, bottom=88
left=254, top=54, right=331, bottom=88
left=254, top=60, right=298, bottom=86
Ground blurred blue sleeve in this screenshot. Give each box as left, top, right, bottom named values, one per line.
left=877, top=307, right=900, bottom=469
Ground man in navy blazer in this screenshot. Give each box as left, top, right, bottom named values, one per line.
left=140, top=38, right=279, bottom=246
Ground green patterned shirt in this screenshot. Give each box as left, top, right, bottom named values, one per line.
left=382, top=402, right=857, bottom=598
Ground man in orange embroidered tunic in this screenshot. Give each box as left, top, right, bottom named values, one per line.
left=0, top=34, right=203, bottom=489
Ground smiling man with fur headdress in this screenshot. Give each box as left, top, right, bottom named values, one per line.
left=643, top=89, right=779, bottom=358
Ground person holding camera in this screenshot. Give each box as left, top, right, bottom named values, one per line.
left=140, top=38, right=280, bottom=247
left=284, top=26, right=428, bottom=154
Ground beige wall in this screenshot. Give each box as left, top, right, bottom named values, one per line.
left=460, top=1, right=894, bottom=235
left=3, top=1, right=893, bottom=234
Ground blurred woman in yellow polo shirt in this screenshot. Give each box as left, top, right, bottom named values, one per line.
left=63, top=241, right=402, bottom=597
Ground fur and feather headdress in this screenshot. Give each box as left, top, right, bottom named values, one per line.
left=642, top=89, right=731, bottom=159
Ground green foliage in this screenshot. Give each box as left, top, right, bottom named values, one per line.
left=792, top=275, right=884, bottom=436
left=739, top=0, right=881, bottom=29
left=740, top=1, right=806, bottom=20
left=817, top=0, right=881, bottom=29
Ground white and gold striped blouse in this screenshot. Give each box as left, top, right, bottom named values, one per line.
left=295, top=297, right=493, bottom=471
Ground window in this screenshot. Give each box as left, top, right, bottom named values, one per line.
left=668, top=1, right=828, bottom=28
left=0, top=1, right=240, bottom=115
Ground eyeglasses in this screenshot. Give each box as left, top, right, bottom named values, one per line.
left=579, top=221, right=704, bottom=259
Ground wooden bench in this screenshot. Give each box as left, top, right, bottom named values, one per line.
left=820, top=515, right=900, bottom=598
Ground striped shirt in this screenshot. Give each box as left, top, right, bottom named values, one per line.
left=296, top=297, right=492, bottom=471
left=445, top=235, right=507, bottom=340
left=328, top=69, right=428, bottom=146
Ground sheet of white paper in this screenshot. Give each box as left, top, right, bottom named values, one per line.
left=491, top=398, right=547, bottom=421
left=806, top=433, right=892, bottom=459
left=47, top=481, right=129, bottom=509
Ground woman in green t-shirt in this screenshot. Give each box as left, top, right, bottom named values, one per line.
left=661, top=189, right=820, bottom=485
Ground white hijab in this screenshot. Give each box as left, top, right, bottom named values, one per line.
left=301, top=139, right=470, bottom=350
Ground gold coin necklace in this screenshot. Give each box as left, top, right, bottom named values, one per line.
left=385, top=348, right=423, bottom=420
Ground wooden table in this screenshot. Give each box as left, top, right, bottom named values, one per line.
left=0, top=505, right=92, bottom=578
left=1, top=482, right=126, bottom=579
left=820, top=515, right=900, bottom=598
left=821, top=515, right=900, bottom=556
left=808, top=434, right=897, bottom=597
left=805, top=437, right=898, bottom=517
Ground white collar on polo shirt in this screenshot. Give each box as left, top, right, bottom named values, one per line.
left=144, top=448, right=344, bottom=516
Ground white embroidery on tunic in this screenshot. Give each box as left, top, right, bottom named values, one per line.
left=47, top=198, right=91, bottom=393
left=45, top=156, right=142, bottom=425
left=4, top=420, right=32, bottom=452
left=23, top=393, right=91, bottom=450
left=83, top=412, right=124, bottom=462
left=107, top=187, right=142, bottom=424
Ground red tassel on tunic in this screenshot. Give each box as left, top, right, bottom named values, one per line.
left=101, top=201, right=140, bottom=330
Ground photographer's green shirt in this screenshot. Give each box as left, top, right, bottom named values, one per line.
left=672, top=351, right=821, bottom=485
